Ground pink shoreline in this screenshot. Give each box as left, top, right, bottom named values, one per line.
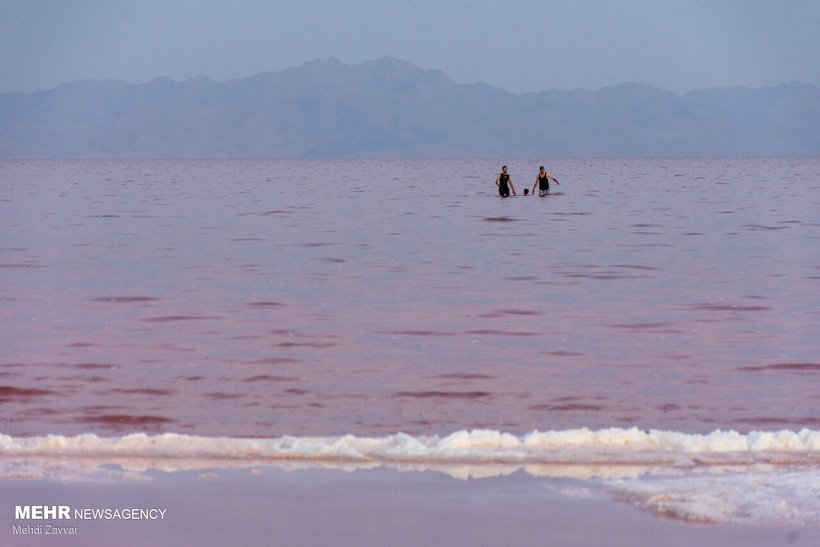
left=2, top=467, right=818, bottom=546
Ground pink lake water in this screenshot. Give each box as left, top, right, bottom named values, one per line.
left=1, top=157, right=819, bottom=437
left=3, top=157, right=820, bottom=533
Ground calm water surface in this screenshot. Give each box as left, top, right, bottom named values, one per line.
left=1, top=157, right=819, bottom=437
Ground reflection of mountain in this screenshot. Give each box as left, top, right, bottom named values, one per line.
left=2, top=57, right=818, bottom=157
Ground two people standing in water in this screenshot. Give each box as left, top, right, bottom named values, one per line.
left=495, top=165, right=560, bottom=197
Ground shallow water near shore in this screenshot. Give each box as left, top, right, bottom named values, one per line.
left=5, top=465, right=820, bottom=547
left=2, top=157, right=820, bottom=538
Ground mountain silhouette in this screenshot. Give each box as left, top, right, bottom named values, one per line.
left=2, top=57, right=818, bottom=157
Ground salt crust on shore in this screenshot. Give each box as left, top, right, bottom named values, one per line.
left=3, top=428, right=820, bottom=531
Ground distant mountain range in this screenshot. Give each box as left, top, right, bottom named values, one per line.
left=2, top=57, right=818, bottom=158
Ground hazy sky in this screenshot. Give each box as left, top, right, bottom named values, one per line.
left=2, top=0, right=819, bottom=95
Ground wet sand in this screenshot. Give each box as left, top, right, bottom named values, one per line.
left=3, top=466, right=818, bottom=546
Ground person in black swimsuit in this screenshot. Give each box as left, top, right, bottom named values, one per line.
left=531, top=165, right=559, bottom=196
left=495, top=166, right=516, bottom=197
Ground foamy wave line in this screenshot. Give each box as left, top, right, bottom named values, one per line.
left=3, top=427, right=820, bottom=466
left=5, top=428, right=820, bottom=527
